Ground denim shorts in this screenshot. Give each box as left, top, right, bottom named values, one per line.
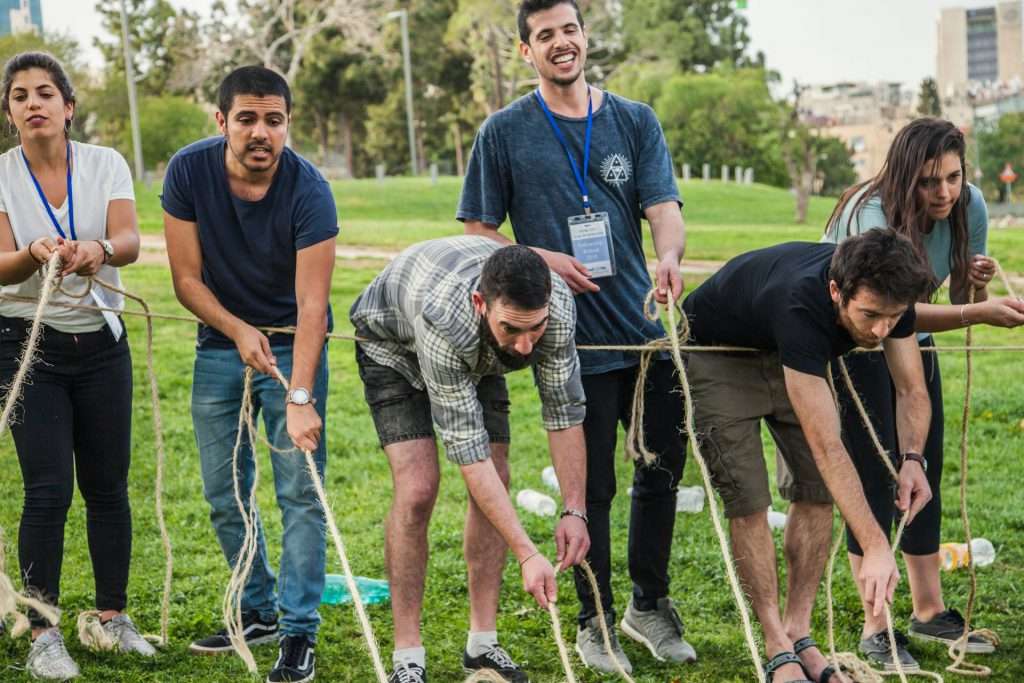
left=355, top=343, right=511, bottom=448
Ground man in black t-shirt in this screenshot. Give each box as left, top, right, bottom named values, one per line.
left=682, top=229, right=934, bottom=683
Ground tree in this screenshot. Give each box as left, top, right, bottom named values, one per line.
left=136, top=96, right=213, bottom=169
left=620, top=0, right=759, bottom=73
left=815, top=136, right=857, bottom=197
left=977, top=112, right=1024, bottom=201
left=609, top=65, right=789, bottom=188
left=917, top=77, right=941, bottom=117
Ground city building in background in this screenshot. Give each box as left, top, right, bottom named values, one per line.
left=0, top=0, right=43, bottom=35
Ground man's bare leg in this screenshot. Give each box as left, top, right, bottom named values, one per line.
left=385, top=438, right=441, bottom=649
left=782, top=501, right=842, bottom=682
left=731, top=509, right=804, bottom=682
left=465, top=444, right=511, bottom=632
left=904, top=553, right=945, bottom=622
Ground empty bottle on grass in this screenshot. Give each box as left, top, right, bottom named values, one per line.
left=767, top=509, right=788, bottom=531
left=675, top=486, right=705, bottom=513
left=939, top=538, right=995, bottom=571
left=516, top=489, right=557, bottom=517
left=321, top=575, right=391, bottom=606
left=541, top=466, right=560, bottom=493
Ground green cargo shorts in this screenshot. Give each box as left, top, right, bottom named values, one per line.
left=687, top=350, right=832, bottom=518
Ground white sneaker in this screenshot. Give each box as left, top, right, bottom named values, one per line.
left=102, top=614, right=157, bottom=656
left=26, top=629, right=80, bottom=680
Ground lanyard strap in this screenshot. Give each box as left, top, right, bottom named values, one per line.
left=534, top=88, right=594, bottom=214
left=21, top=142, right=76, bottom=241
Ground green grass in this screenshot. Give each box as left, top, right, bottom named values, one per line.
left=2, top=181, right=1024, bottom=681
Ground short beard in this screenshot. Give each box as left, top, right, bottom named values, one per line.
left=480, top=318, right=535, bottom=370
left=549, top=69, right=583, bottom=87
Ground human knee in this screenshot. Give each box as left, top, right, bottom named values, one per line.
left=393, top=477, right=439, bottom=522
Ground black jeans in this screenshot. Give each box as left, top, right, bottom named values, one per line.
left=835, top=338, right=944, bottom=556
left=0, top=316, right=133, bottom=627
left=573, top=360, right=687, bottom=625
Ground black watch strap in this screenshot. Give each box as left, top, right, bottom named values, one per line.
left=901, top=451, right=927, bottom=472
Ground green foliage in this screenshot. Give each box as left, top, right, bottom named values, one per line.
left=813, top=136, right=857, bottom=197
left=917, top=77, right=942, bottom=117
left=0, top=32, right=88, bottom=153
left=977, top=112, right=1024, bottom=201
left=610, top=65, right=789, bottom=187
left=137, top=96, right=214, bottom=169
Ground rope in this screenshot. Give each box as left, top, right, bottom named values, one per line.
left=76, top=610, right=117, bottom=651
left=547, top=599, right=578, bottom=683
left=579, top=560, right=636, bottom=683
left=268, top=366, right=389, bottom=683
left=662, top=293, right=767, bottom=683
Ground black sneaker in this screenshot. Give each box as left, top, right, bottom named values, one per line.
left=909, top=608, right=996, bottom=654
left=388, top=662, right=426, bottom=683
left=189, top=611, right=279, bottom=654
left=463, top=645, right=529, bottom=682
left=267, top=635, right=315, bottom=683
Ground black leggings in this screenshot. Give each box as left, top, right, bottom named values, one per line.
left=573, top=360, right=687, bottom=625
left=835, top=337, right=944, bottom=556
left=0, top=316, right=133, bottom=627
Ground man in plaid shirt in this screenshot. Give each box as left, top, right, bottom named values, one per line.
left=350, top=235, right=589, bottom=683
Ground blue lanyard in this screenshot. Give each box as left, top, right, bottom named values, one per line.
left=534, top=88, right=594, bottom=214
left=21, top=142, right=76, bottom=241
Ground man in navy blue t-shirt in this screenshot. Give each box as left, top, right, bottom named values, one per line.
left=459, top=0, right=691, bottom=676
left=162, top=66, right=336, bottom=683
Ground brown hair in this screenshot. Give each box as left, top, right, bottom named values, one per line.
left=829, top=228, right=934, bottom=306
left=827, top=117, right=970, bottom=296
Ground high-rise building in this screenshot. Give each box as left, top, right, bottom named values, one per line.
left=0, top=0, right=43, bottom=36
left=937, top=1, right=1024, bottom=99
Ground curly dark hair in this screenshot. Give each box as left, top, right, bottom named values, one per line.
left=829, top=228, right=934, bottom=306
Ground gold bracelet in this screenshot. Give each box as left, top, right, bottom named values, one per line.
left=518, top=551, right=540, bottom=567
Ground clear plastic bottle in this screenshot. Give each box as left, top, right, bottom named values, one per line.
left=516, top=489, right=557, bottom=517
left=675, top=486, right=705, bottom=513
left=939, top=538, right=995, bottom=571
left=541, top=466, right=560, bottom=493
left=321, top=575, right=391, bottom=605
left=767, top=509, right=788, bottom=531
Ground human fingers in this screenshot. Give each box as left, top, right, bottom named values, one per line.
left=554, top=523, right=567, bottom=568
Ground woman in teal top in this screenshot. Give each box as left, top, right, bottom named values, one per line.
left=824, top=118, right=1021, bottom=670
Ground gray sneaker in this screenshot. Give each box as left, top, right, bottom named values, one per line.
left=858, top=629, right=920, bottom=672
left=620, top=597, right=697, bottom=664
left=102, top=614, right=156, bottom=656
left=909, top=609, right=996, bottom=654
left=26, top=629, right=80, bottom=680
left=575, top=614, right=632, bottom=675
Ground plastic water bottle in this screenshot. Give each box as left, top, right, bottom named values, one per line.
left=939, top=539, right=995, bottom=570
left=516, top=489, right=557, bottom=517
left=675, top=486, right=705, bottom=513
left=541, top=466, right=560, bottom=493
left=767, top=509, right=788, bottom=531
left=321, top=575, right=391, bottom=606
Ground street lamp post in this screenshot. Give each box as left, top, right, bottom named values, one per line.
left=386, top=9, right=418, bottom=176
left=119, top=0, right=144, bottom=180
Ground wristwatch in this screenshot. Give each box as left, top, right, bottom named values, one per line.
left=901, top=451, right=927, bottom=472
left=287, top=387, right=312, bottom=406
left=96, top=239, right=114, bottom=264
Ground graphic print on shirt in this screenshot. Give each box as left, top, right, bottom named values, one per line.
left=600, top=153, right=632, bottom=186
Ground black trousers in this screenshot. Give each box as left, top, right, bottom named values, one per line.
left=834, top=337, right=944, bottom=557
left=0, top=316, right=133, bottom=627
left=573, top=359, right=687, bottom=625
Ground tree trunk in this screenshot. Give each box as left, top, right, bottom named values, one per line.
left=489, top=27, right=505, bottom=112
left=338, top=112, right=354, bottom=179
left=452, top=120, right=465, bottom=177
left=315, top=111, right=329, bottom=167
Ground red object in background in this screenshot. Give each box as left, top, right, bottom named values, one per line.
left=1000, top=163, right=1018, bottom=185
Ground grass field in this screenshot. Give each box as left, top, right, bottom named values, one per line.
left=2, top=179, right=1023, bottom=682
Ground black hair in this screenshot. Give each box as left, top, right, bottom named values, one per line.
left=517, top=0, right=584, bottom=43
left=479, top=245, right=552, bottom=310
left=1, top=52, right=75, bottom=135
left=217, top=65, right=291, bottom=116
left=829, top=228, right=934, bottom=305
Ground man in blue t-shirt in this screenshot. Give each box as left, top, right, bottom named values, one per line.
left=458, top=0, right=690, bottom=675
left=162, top=66, right=337, bottom=683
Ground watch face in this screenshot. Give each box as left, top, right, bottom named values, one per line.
left=290, top=388, right=310, bottom=404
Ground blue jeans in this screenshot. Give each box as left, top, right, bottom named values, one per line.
left=191, top=344, right=328, bottom=638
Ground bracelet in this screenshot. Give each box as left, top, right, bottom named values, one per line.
left=27, top=239, right=46, bottom=265
left=960, top=304, right=969, bottom=326
left=518, top=551, right=540, bottom=567
left=560, top=508, right=589, bottom=525
left=900, top=451, right=928, bottom=472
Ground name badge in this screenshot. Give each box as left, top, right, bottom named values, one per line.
left=568, top=211, right=615, bottom=279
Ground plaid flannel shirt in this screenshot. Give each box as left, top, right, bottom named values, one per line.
left=350, top=236, right=585, bottom=465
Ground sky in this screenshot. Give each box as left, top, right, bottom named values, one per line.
left=40, top=0, right=1019, bottom=88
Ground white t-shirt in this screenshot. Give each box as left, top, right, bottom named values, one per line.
left=0, top=141, right=134, bottom=333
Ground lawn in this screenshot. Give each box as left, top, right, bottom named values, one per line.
left=2, top=180, right=1023, bottom=682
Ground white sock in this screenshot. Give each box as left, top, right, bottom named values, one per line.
left=392, top=646, right=426, bottom=669
left=466, top=630, right=499, bottom=657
